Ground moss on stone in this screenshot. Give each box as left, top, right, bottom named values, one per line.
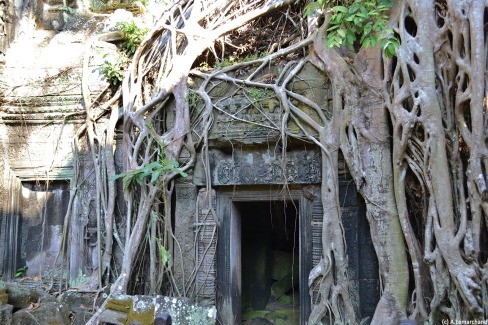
left=126, top=306, right=155, bottom=325
left=126, top=297, right=155, bottom=325
left=0, top=293, right=8, bottom=305
left=93, top=2, right=146, bottom=15
left=106, top=296, right=133, bottom=313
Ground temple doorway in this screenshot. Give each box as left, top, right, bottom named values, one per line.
left=239, top=201, right=300, bottom=324
left=215, top=188, right=312, bottom=324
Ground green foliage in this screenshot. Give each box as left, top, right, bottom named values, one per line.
left=116, top=21, right=149, bottom=56
left=188, top=91, right=199, bottom=109
left=111, top=137, right=187, bottom=190
left=61, top=2, right=76, bottom=25
left=100, top=21, right=149, bottom=86
left=156, top=237, right=168, bottom=266
left=199, top=61, right=210, bottom=71
left=303, top=0, right=399, bottom=58
left=247, top=87, right=272, bottom=102
left=101, top=52, right=130, bottom=85
left=15, top=265, right=28, bottom=278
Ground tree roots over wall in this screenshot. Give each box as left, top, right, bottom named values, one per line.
left=71, top=1, right=488, bottom=324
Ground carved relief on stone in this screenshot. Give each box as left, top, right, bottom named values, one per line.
left=38, top=0, right=76, bottom=30
left=302, top=152, right=321, bottom=183
left=197, top=62, right=332, bottom=145
left=210, top=94, right=282, bottom=144
left=195, top=148, right=322, bottom=186
left=216, top=161, right=238, bottom=184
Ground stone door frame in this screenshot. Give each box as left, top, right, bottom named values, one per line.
left=215, top=185, right=313, bottom=324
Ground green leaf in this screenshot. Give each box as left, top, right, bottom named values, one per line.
left=337, top=29, right=346, bottom=38
left=110, top=172, right=128, bottom=182
left=346, top=32, right=355, bottom=45
left=150, top=170, right=162, bottom=183
left=330, top=13, right=344, bottom=24
left=327, top=37, right=337, bottom=48
left=359, top=5, right=368, bottom=15
left=332, top=5, right=348, bottom=13
left=385, top=44, right=396, bottom=58
left=164, top=160, right=179, bottom=168
left=145, top=161, right=163, bottom=170
left=363, top=37, right=371, bottom=48
left=364, top=23, right=372, bottom=35
left=380, top=0, right=393, bottom=6
left=160, top=245, right=168, bottom=265
left=135, top=173, right=145, bottom=184
left=349, top=4, right=360, bottom=13
left=369, top=36, right=378, bottom=46
left=327, top=25, right=340, bottom=31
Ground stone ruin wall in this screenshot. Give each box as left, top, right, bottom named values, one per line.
left=0, top=3, right=381, bottom=322
left=0, top=5, right=112, bottom=281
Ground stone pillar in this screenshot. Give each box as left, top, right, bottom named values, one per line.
left=0, top=123, right=21, bottom=280
left=173, top=182, right=197, bottom=296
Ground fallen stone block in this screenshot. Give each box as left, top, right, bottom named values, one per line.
left=0, top=304, right=13, bottom=325
left=99, top=294, right=216, bottom=325
left=12, top=302, right=70, bottom=325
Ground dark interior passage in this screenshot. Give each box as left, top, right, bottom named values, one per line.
left=240, top=201, right=300, bottom=325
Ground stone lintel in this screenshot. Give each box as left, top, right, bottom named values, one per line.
left=193, top=147, right=321, bottom=186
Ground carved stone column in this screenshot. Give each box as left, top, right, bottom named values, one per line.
left=172, top=182, right=198, bottom=296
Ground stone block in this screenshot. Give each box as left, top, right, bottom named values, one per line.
left=70, top=307, right=94, bottom=325
left=58, top=290, right=94, bottom=310
left=12, top=302, right=70, bottom=325
left=154, top=295, right=216, bottom=325
left=100, top=294, right=216, bottom=325
left=5, top=282, right=39, bottom=309
left=0, top=304, right=13, bottom=325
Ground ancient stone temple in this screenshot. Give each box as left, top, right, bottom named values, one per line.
left=0, top=2, right=380, bottom=324
left=165, top=63, right=380, bottom=324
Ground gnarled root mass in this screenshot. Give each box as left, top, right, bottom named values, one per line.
left=77, top=0, right=487, bottom=324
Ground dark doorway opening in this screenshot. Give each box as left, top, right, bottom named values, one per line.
left=239, top=201, right=300, bottom=325
left=20, top=181, right=70, bottom=277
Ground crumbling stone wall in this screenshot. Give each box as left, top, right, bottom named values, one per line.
left=0, top=9, right=106, bottom=280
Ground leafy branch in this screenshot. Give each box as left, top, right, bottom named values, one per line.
left=15, top=265, right=28, bottom=278
left=111, top=137, right=187, bottom=190
left=304, top=0, right=399, bottom=58
left=101, top=52, right=130, bottom=85
left=100, top=20, right=149, bottom=85
left=116, top=20, right=149, bottom=56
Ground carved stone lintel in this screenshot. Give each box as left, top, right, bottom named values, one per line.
left=194, top=148, right=321, bottom=186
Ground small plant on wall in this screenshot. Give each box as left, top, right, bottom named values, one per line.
left=116, top=21, right=149, bottom=56
left=100, top=20, right=148, bottom=85
left=15, top=265, right=28, bottom=278
left=101, top=52, right=130, bottom=86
